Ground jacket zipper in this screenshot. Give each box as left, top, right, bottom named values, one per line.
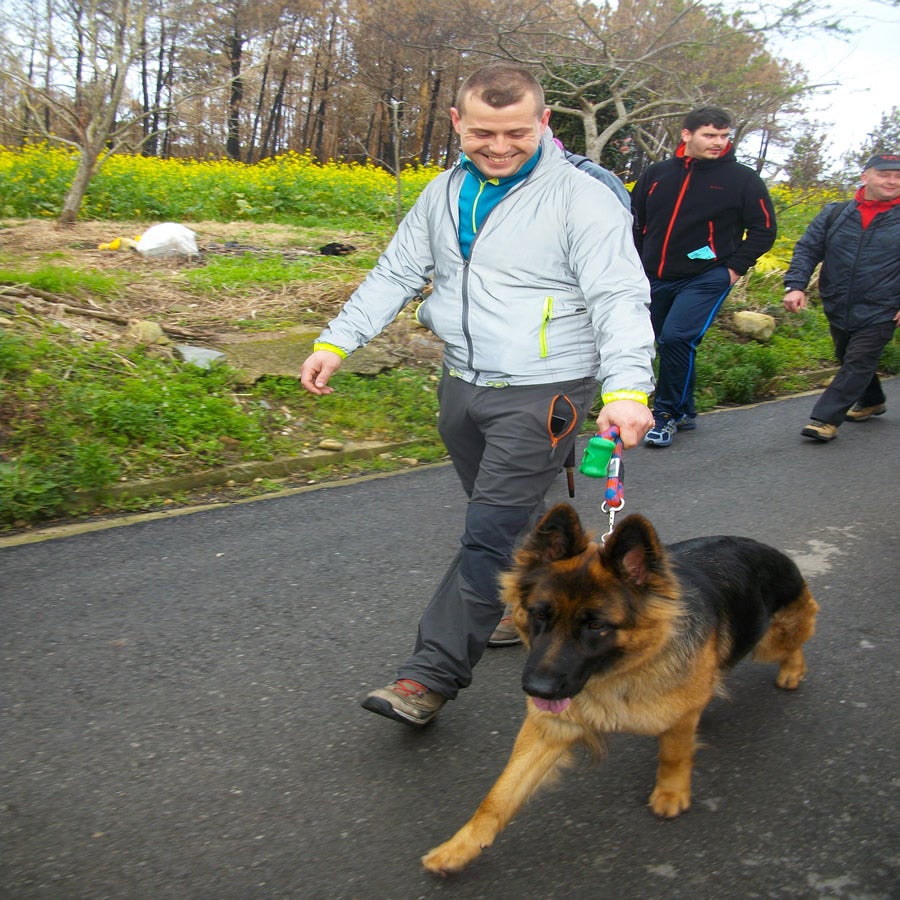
left=658, top=162, right=693, bottom=278
left=461, top=258, right=473, bottom=369
left=471, top=178, right=492, bottom=236
left=539, top=297, right=553, bottom=357
left=456, top=166, right=536, bottom=375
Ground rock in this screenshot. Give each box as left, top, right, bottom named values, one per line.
left=732, top=311, right=776, bottom=342
left=211, top=328, right=319, bottom=382
left=126, top=320, right=169, bottom=345
left=318, top=438, right=345, bottom=451
left=212, top=327, right=402, bottom=383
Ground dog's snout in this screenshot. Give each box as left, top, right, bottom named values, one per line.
left=522, top=669, right=568, bottom=700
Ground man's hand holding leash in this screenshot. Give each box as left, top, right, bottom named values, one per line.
left=596, top=399, right=654, bottom=448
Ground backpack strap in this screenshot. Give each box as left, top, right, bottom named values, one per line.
left=824, top=200, right=854, bottom=238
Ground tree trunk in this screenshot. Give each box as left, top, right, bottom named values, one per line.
left=140, top=24, right=151, bottom=150
left=300, top=48, right=321, bottom=152
left=581, top=108, right=602, bottom=162
left=755, top=128, right=770, bottom=174
left=58, top=147, right=101, bottom=226
left=260, top=68, right=288, bottom=159
left=247, top=38, right=273, bottom=163
left=226, top=30, right=244, bottom=161
left=420, top=70, right=441, bottom=166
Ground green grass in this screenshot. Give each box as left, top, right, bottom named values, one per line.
left=182, top=251, right=377, bottom=296
left=1, top=173, right=897, bottom=530
left=0, top=265, right=122, bottom=298
left=0, top=327, right=444, bottom=526
left=4, top=298, right=895, bottom=529
left=693, top=298, right=843, bottom=410
left=185, top=255, right=324, bottom=292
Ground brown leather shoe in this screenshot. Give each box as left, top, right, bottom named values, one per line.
left=802, top=421, right=838, bottom=441
left=361, top=679, right=446, bottom=726
left=845, top=402, right=886, bottom=422
left=488, top=613, right=522, bottom=647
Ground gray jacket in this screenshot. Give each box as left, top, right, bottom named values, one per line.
left=316, top=131, right=654, bottom=392
left=562, top=149, right=632, bottom=210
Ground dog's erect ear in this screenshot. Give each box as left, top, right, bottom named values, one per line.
left=520, top=503, right=591, bottom=564
left=603, top=514, right=665, bottom=586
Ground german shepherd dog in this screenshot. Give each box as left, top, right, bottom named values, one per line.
left=422, top=504, right=818, bottom=875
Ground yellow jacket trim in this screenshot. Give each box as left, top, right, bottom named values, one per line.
left=313, top=341, right=349, bottom=359
left=601, top=390, right=649, bottom=405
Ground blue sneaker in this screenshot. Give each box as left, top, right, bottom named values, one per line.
left=644, top=415, right=676, bottom=447
left=673, top=413, right=697, bottom=431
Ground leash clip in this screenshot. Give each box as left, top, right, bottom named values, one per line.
left=579, top=424, right=625, bottom=544
left=595, top=425, right=624, bottom=545
left=600, top=498, right=624, bottom=545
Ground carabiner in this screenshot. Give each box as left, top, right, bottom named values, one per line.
left=600, top=498, right=624, bottom=544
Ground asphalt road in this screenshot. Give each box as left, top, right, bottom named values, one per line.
left=2, top=382, right=898, bottom=899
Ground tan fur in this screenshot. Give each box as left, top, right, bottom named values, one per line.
left=422, top=508, right=819, bottom=876
left=752, top=586, right=819, bottom=688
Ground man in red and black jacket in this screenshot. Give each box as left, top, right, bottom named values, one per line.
left=631, top=106, right=777, bottom=446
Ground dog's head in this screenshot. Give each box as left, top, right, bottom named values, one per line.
left=500, top=503, right=681, bottom=713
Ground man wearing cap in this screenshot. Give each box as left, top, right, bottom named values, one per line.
left=783, top=153, right=900, bottom=441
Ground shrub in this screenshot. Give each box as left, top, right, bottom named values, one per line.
left=0, top=145, right=443, bottom=224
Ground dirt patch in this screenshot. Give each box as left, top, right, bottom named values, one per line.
left=0, top=218, right=441, bottom=368
left=0, top=218, right=362, bottom=325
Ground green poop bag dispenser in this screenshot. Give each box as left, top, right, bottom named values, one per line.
left=579, top=434, right=616, bottom=478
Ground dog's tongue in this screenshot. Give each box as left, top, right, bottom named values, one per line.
left=531, top=696, right=571, bottom=714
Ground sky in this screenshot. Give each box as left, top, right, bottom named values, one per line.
left=771, top=0, right=900, bottom=164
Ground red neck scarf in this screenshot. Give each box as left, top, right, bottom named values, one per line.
left=854, top=187, right=900, bottom=229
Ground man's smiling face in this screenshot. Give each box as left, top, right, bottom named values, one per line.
left=861, top=166, right=900, bottom=202
left=451, top=93, right=550, bottom=179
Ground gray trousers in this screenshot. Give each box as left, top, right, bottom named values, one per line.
left=396, top=370, right=597, bottom=699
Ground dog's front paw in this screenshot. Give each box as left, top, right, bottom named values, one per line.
left=649, top=787, right=691, bottom=818
left=421, top=836, right=483, bottom=875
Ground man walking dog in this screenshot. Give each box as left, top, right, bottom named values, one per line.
left=300, top=63, right=655, bottom=727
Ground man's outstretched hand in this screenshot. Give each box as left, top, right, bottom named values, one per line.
left=300, top=350, right=343, bottom=395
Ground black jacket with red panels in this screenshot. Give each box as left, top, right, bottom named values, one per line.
left=630, top=143, right=777, bottom=281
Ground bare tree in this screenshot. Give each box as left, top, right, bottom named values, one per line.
left=0, top=0, right=849, bottom=202
left=476, top=0, right=830, bottom=170
left=3, top=0, right=153, bottom=224
left=784, top=121, right=831, bottom=188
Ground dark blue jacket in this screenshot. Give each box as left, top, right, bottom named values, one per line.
left=784, top=199, right=900, bottom=330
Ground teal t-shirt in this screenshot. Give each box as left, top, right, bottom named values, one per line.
left=457, top=148, right=541, bottom=259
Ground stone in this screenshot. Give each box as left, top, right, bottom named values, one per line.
left=212, top=327, right=404, bottom=383
left=732, top=311, right=776, bottom=342
left=126, top=320, right=169, bottom=345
